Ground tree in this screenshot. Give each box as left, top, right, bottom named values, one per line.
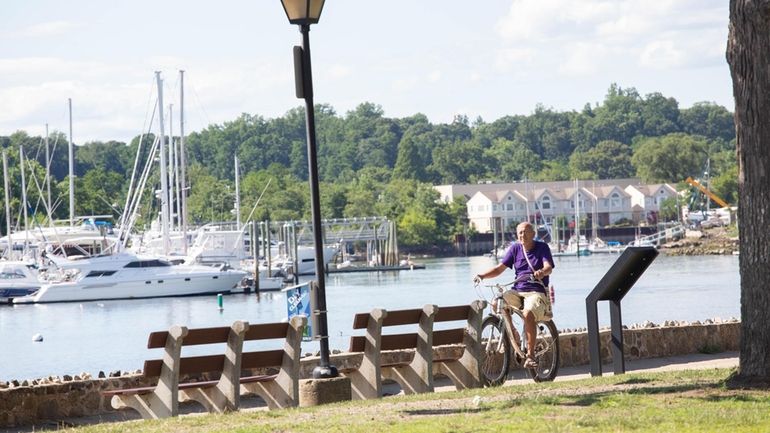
left=569, top=140, right=634, bottom=179
left=631, top=133, right=709, bottom=182
left=484, top=138, right=543, bottom=181
left=727, top=0, right=770, bottom=385
left=393, top=124, right=431, bottom=181
left=680, top=102, right=736, bottom=144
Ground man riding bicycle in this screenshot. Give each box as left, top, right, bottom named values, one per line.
left=474, top=222, right=554, bottom=368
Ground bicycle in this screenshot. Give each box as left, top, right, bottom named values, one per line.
left=474, top=278, right=560, bottom=385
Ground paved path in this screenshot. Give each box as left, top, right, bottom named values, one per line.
left=430, top=351, right=739, bottom=392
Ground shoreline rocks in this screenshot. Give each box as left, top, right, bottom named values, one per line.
left=660, top=226, right=739, bottom=256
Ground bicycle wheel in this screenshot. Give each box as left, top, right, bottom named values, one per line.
left=480, top=315, right=511, bottom=386
left=525, top=320, right=560, bottom=382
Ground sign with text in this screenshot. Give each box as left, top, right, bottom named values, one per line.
left=283, top=281, right=317, bottom=341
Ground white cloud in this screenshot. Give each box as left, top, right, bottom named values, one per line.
left=494, top=48, right=534, bottom=73
left=559, top=43, right=608, bottom=76
left=427, top=70, right=442, bottom=83
left=495, top=0, right=727, bottom=73
left=326, top=64, right=352, bottom=80
left=16, top=21, right=77, bottom=38
left=496, top=0, right=615, bottom=42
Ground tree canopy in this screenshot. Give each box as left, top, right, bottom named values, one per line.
left=1, top=85, right=737, bottom=246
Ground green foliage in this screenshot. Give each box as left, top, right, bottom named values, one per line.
left=398, top=207, right=438, bottom=246
left=659, top=196, right=680, bottom=222
left=1, top=85, right=737, bottom=243
left=710, top=165, right=739, bottom=206
left=569, top=140, right=634, bottom=179
left=631, top=133, right=709, bottom=182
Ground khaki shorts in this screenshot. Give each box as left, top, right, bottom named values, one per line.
left=503, top=290, right=552, bottom=321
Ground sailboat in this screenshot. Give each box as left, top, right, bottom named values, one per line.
left=12, top=72, right=249, bottom=304
left=553, top=180, right=591, bottom=257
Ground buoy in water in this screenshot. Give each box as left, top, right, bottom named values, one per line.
left=32, top=333, right=43, bottom=342
left=217, top=293, right=223, bottom=311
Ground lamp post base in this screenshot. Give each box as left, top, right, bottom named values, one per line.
left=299, top=375, right=351, bottom=406
left=312, top=365, right=339, bottom=379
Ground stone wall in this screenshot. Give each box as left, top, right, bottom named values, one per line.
left=0, top=320, right=741, bottom=429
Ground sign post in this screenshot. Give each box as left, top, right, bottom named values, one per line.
left=585, top=246, right=658, bottom=376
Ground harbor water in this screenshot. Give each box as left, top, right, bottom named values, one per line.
left=0, top=253, right=740, bottom=382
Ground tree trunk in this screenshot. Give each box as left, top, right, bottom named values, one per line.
left=727, top=0, right=770, bottom=384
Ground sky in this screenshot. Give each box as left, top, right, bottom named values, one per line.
left=0, top=0, right=732, bottom=145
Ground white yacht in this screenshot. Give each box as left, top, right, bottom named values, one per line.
left=0, top=217, right=118, bottom=259
left=13, top=251, right=247, bottom=304
left=0, top=261, right=42, bottom=302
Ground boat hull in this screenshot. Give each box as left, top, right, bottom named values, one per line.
left=13, top=269, right=246, bottom=304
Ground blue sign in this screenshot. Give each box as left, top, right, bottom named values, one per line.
left=285, top=282, right=314, bottom=341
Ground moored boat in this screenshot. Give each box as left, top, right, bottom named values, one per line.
left=13, top=251, right=246, bottom=304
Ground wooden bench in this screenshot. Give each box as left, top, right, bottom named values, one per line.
left=102, top=315, right=306, bottom=419
left=342, top=300, right=485, bottom=400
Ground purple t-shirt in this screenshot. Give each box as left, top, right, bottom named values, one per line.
left=501, top=241, right=554, bottom=293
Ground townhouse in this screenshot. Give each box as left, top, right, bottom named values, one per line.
left=435, top=179, right=678, bottom=233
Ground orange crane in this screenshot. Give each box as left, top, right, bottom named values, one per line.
left=684, top=177, right=730, bottom=208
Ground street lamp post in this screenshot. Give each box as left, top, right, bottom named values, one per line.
left=280, top=0, right=337, bottom=379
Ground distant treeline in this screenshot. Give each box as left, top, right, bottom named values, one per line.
left=0, top=84, right=737, bottom=245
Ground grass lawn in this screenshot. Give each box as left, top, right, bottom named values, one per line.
left=66, top=368, right=770, bottom=433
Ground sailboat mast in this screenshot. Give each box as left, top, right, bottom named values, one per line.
left=179, top=70, right=188, bottom=254
left=234, top=155, right=241, bottom=229
left=19, top=146, right=29, bottom=249
left=168, top=104, right=175, bottom=232
left=574, top=178, right=580, bottom=256
left=68, top=98, right=75, bottom=227
left=45, top=123, right=52, bottom=215
left=2, top=150, right=11, bottom=241
left=156, top=71, right=170, bottom=255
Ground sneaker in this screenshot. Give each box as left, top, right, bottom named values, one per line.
left=523, top=357, right=538, bottom=368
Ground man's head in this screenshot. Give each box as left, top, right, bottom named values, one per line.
left=516, top=222, right=536, bottom=247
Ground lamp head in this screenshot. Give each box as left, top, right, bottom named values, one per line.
left=280, top=0, right=325, bottom=25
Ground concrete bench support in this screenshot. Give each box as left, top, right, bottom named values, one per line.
left=433, top=300, right=486, bottom=390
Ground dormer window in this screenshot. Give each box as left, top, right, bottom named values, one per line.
left=611, top=192, right=620, bottom=208
left=541, top=195, right=551, bottom=210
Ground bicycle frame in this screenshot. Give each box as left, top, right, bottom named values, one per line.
left=487, top=285, right=528, bottom=361
left=476, top=279, right=560, bottom=384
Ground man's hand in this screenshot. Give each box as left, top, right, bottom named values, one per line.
left=473, top=274, right=483, bottom=285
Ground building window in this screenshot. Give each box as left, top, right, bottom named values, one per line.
left=506, top=203, right=513, bottom=211
left=611, top=192, right=620, bottom=208
left=541, top=195, right=551, bottom=210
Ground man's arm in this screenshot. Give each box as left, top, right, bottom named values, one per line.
left=475, top=263, right=508, bottom=281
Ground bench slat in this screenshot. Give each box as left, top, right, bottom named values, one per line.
left=351, top=313, right=371, bottom=329
left=147, top=326, right=231, bottom=348
left=434, top=305, right=471, bottom=323
left=240, top=374, right=278, bottom=384
left=382, top=309, right=423, bottom=327
left=143, top=354, right=225, bottom=377
left=143, top=348, right=286, bottom=378
left=104, top=374, right=279, bottom=398
left=244, top=323, right=289, bottom=341
left=353, top=309, right=425, bottom=329
left=433, top=328, right=465, bottom=346
left=349, top=332, right=418, bottom=352
left=242, top=349, right=285, bottom=370
left=349, top=328, right=465, bottom=353
left=148, top=322, right=290, bottom=349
